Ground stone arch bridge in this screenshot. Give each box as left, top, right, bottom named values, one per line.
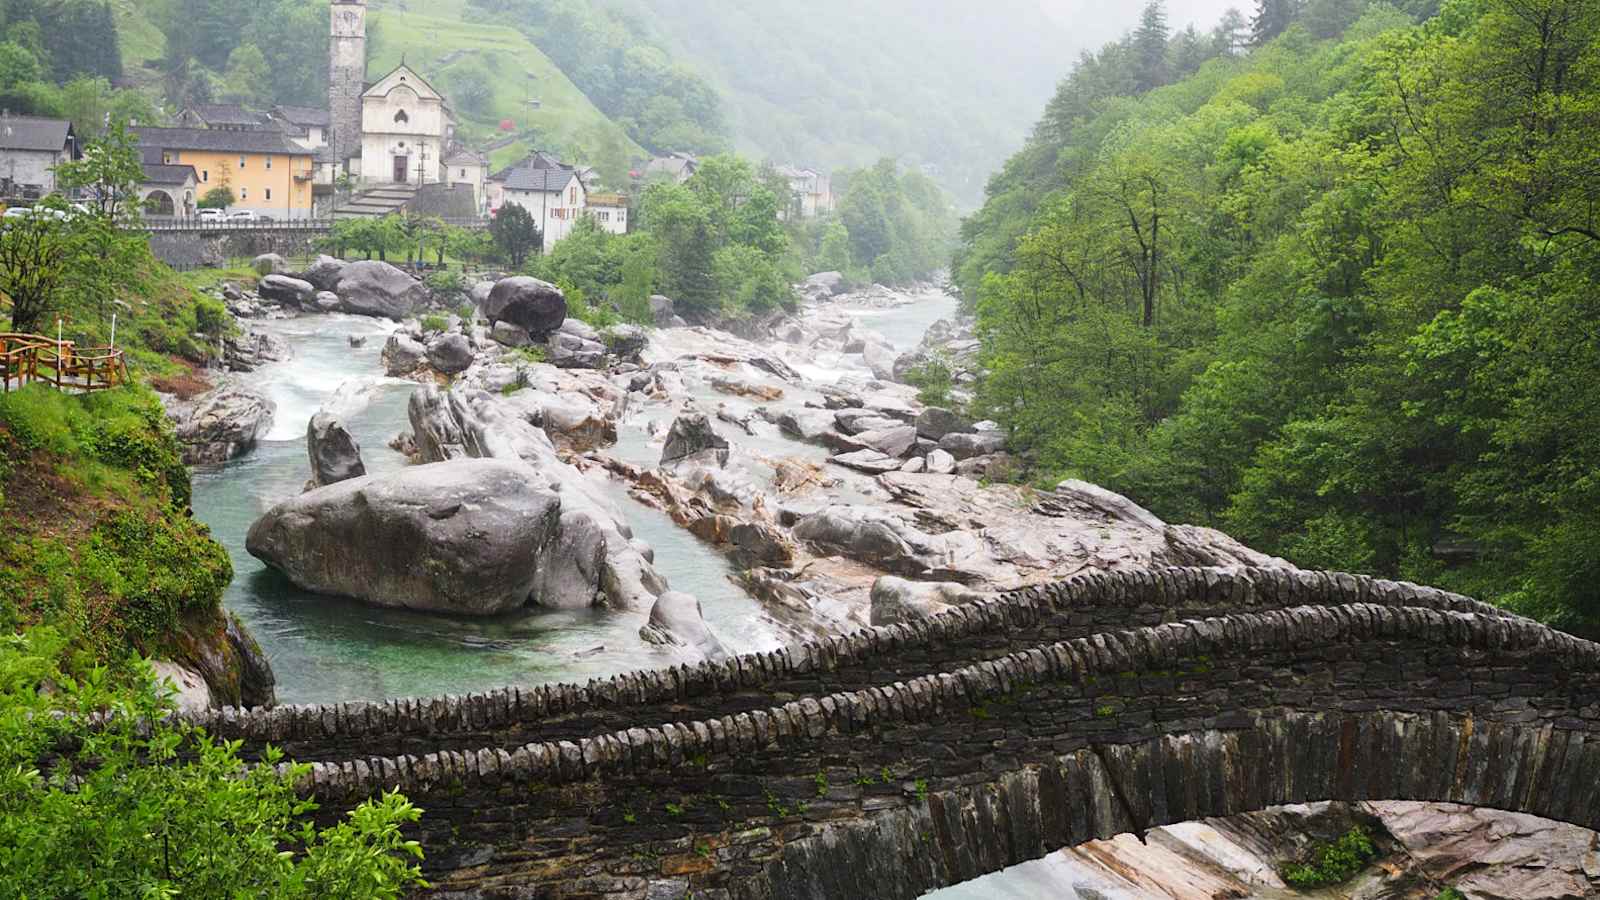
left=190, top=568, right=1600, bottom=899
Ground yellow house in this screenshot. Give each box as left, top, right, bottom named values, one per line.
left=133, top=127, right=316, bottom=218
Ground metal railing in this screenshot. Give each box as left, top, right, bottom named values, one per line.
left=140, top=215, right=491, bottom=234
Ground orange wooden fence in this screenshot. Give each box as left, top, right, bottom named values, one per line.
left=0, top=332, right=129, bottom=394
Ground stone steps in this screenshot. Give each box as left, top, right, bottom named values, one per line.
left=333, top=183, right=419, bottom=218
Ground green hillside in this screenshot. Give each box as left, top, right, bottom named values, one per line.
left=366, top=1, right=645, bottom=181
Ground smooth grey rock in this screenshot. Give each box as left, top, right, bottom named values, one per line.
left=649, top=294, right=676, bottom=327
left=852, top=425, right=918, bottom=458
left=251, top=253, right=287, bottom=276
left=315, top=291, right=342, bottom=312
left=257, top=274, right=314, bottom=307
left=862, top=341, right=903, bottom=382
left=469, top=280, right=496, bottom=306
left=336, top=260, right=428, bottom=320
left=150, top=661, right=215, bottom=713
left=639, top=591, right=727, bottom=660
left=901, top=457, right=926, bottom=473
left=662, top=414, right=730, bottom=469
left=829, top=449, right=905, bottom=474
left=803, top=271, right=846, bottom=297
left=426, top=333, right=475, bottom=375
left=777, top=409, right=838, bottom=444
left=729, top=522, right=795, bottom=567
left=926, top=448, right=957, bottom=474
left=916, top=407, right=973, bottom=441
left=939, top=430, right=1007, bottom=460
left=246, top=459, right=563, bottom=615
left=869, top=576, right=988, bottom=626
left=382, top=332, right=427, bottom=377
left=834, top=408, right=903, bottom=435
left=484, top=277, right=567, bottom=338
left=491, top=320, right=530, bottom=348
left=302, top=254, right=347, bottom=292
left=793, top=506, right=938, bottom=575
left=173, top=387, right=274, bottom=464
left=307, top=412, right=365, bottom=488
left=549, top=343, right=605, bottom=370
left=558, top=318, right=600, bottom=342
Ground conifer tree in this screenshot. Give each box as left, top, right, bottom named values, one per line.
left=1133, top=0, right=1171, bottom=92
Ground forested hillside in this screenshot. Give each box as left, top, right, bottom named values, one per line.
left=957, top=0, right=1600, bottom=627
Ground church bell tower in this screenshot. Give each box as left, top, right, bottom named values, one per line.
left=329, top=0, right=367, bottom=177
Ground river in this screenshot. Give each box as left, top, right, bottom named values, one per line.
left=190, top=290, right=959, bottom=706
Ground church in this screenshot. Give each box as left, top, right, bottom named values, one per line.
left=327, top=0, right=487, bottom=208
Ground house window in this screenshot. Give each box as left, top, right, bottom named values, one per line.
left=266, top=157, right=272, bottom=169
left=162, top=152, right=173, bottom=164
left=265, top=188, right=272, bottom=201
left=569, top=186, right=577, bottom=204
left=597, top=211, right=609, bottom=222
left=395, top=110, right=409, bottom=125
left=240, top=155, right=247, bottom=168
left=241, top=187, right=248, bottom=200
left=459, top=168, right=466, bottom=178
left=202, top=170, right=209, bottom=182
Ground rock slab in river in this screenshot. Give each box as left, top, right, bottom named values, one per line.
left=639, top=591, right=727, bottom=660
left=246, top=459, right=563, bottom=616
left=483, top=277, right=567, bottom=338
left=173, top=387, right=275, bottom=464
left=306, top=412, right=365, bottom=488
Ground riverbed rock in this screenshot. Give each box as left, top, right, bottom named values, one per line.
left=925, top=448, right=957, bottom=475
left=862, top=341, right=903, bottom=382
left=257, top=274, right=315, bottom=307
left=604, top=324, right=648, bottom=361
left=426, top=333, right=474, bottom=375
left=649, top=294, right=676, bottom=327
left=834, top=408, right=903, bottom=435
left=469, top=280, right=496, bottom=306
left=306, top=412, right=365, bottom=488
left=314, top=291, right=342, bottom=312
left=251, top=253, right=288, bottom=276
left=729, top=522, right=796, bottom=568
left=793, top=506, right=942, bottom=575
left=150, top=661, right=215, bottom=713
left=776, top=409, right=838, bottom=444
left=246, top=459, right=564, bottom=615
left=710, top=375, right=782, bottom=401
left=484, top=277, right=567, bottom=338
left=382, top=333, right=427, bottom=377
left=173, top=387, right=275, bottom=464
left=223, top=330, right=290, bottom=372
left=491, top=321, right=531, bottom=348
left=939, top=430, right=1007, bottom=460
left=828, top=449, right=905, bottom=474
left=336, top=260, right=428, bottom=320
left=639, top=591, right=726, bottom=660
left=661, top=413, right=730, bottom=470
left=803, top=271, right=846, bottom=297
left=869, top=576, right=989, bottom=626
left=915, top=407, right=973, bottom=441
left=302, top=254, right=347, bottom=292
left=852, top=425, right=918, bottom=458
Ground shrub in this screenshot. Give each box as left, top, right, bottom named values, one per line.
left=903, top=356, right=954, bottom=408
left=1280, top=825, right=1378, bottom=889
left=419, top=314, right=449, bottom=334
left=425, top=268, right=467, bottom=301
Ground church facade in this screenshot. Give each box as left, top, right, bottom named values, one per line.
left=355, top=64, right=455, bottom=187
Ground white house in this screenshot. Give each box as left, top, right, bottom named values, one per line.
left=356, top=64, right=455, bottom=186
left=0, top=114, right=79, bottom=197
left=775, top=165, right=834, bottom=219
left=585, top=192, right=628, bottom=235
left=493, top=161, right=587, bottom=253
left=444, top=145, right=489, bottom=211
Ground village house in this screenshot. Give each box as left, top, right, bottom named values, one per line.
left=137, top=162, right=199, bottom=217
left=0, top=114, right=79, bottom=199
left=775, top=165, right=835, bottom=218
left=489, top=154, right=587, bottom=253
left=639, top=152, right=698, bottom=184
left=443, top=145, right=489, bottom=211
left=174, top=104, right=270, bottom=132
left=133, top=127, right=316, bottom=218
left=585, top=192, right=628, bottom=235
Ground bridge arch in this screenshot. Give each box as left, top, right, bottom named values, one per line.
left=233, top=583, right=1598, bottom=898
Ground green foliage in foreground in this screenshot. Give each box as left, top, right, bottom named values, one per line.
left=0, top=628, right=427, bottom=898
left=1280, top=825, right=1378, bottom=889
left=959, top=1, right=1600, bottom=627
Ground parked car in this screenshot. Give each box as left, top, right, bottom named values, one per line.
left=197, top=208, right=226, bottom=222
left=226, top=210, right=257, bottom=223
left=2, top=205, right=68, bottom=221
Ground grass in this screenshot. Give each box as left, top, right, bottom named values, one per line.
left=1280, top=825, right=1379, bottom=889
left=365, top=6, right=645, bottom=181
left=0, top=386, right=232, bottom=666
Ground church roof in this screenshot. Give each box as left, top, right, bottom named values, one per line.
left=363, top=63, right=445, bottom=103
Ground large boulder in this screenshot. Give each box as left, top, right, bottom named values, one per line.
left=257, top=274, right=314, bottom=307
left=469, top=280, right=496, bottom=306
left=939, top=430, right=1007, bottom=460
left=803, top=271, right=846, bottom=297
left=862, top=341, right=903, bottom=382
left=314, top=291, right=342, bottom=313
left=835, top=408, right=903, bottom=435
left=661, top=413, right=730, bottom=469
left=246, top=459, right=563, bottom=616
left=302, top=254, right=348, bottom=292
left=173, top=387, right=274, bottom=464
left=870, top=576, right=989, bottom=626
left=336, top=260, right=428, bottom=320
left=649, top=294, right=676, bottom=327
left=639, top=591, right=727, bottom=660
left=484, top=277, right=567, bottom=338
left=491, top=321, right=530, bottom=348
left=251, top=253, right=288, bottom=276
left=916, top=407, right=973, bottom=442
left=426, top=333, right=475, bottom=375
left=381, top=332, right=427, bottom=377
left=793, top=506, right=940, bottom=575
left=604, top=324, right=648, bottom=361
left=306, top=412, right=365, bottom=488
left=776, top=409, right=839, bottom=444
left=852, top=425, right=918, bottom=458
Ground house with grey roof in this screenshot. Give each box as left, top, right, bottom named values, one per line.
left=0, top=114, right=79, bottom=198
left=175, top=104, right=271, bottom=131
left=138, top=163, right=199, bottom=217
left=639, top=152, right=698, bottom=184
left=133, top=127, right=317, bottom=218
left=488, top=153, right=587, bottom=253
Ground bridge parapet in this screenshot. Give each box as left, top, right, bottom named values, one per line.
left=193, top=567, right=1525, bottom=762
left=265, top=598, right=1600, bottom=899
